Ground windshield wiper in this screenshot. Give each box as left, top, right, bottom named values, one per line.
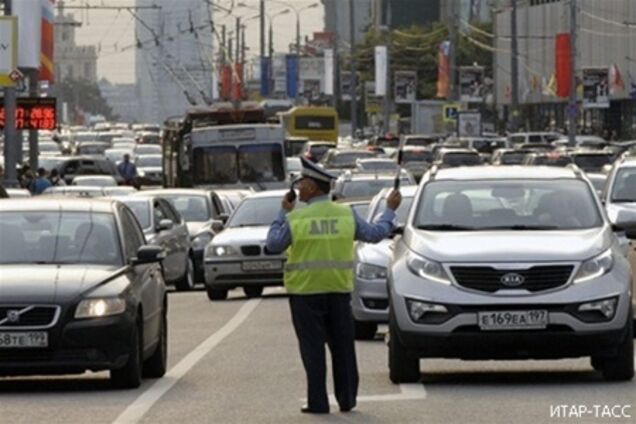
left=236, top=223, right=266, bottom=227
left=416, top=224, right=476, bottom=231
left=479, top=225, right=560, bottom=231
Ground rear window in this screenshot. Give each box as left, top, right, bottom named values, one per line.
left=295, top=116, right=335, bottom=130
left=443, top=153, right=482, bottom=166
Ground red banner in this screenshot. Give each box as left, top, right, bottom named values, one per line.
left=436, top=41, right=450, bottom=98
left=555, top=33, right=571, bottom=98
left=39, top=0, right=55, bottom=82
left=220, top=65, right=232, bottom=101
left=232, top=63, right=244, bottom=101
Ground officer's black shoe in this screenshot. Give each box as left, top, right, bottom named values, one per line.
left=301, top=405, right=329, bottom=414
left=339, top=404, right=355, bottom=413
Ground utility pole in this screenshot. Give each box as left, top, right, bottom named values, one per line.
left=268, top=21, right=274, bottom=95
left=259, top=0, right=265, bottom=58
left=235, top=17, right=240, bottom=66
left=3, top=0, right=18, bottom=187
left=349, top=0, right=358, bottom=136
left=221, top=25, right=226, bottom=64
left=448, top=0, right=458, bottom=101
left=27, top=71, right=39, bottom=171
left=568, top=0, right=577, bottom=146
left=510, top=0, right=519, bottom=132
left=382, top=0, right=392, bottom=134
left=295, top=14, right=301, bottom=104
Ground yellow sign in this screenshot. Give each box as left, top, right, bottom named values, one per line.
left=0, top=17, right=18, bottom=87
left=443, top=103, right=461, bottom=123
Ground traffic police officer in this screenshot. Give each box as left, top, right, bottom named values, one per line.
left=266, top=158, right=401, bottom=414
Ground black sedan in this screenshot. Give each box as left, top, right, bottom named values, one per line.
left=0, top=198, right=167, bottom=388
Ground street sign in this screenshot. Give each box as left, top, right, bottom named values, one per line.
left=0, top=97, right=57, bottom=130
left=457, top=111, right=482, bottom=137
left=443, top=103, right=461, bottom=122
left=0, top=17, right=18, bottom=87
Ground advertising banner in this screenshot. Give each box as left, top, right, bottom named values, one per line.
left=323, top=49, right=334, bottom=95
left=286, top=54, right=299, bottom=98
left=555, top=33, right=571, bottom=98
left=457, top=111, right=482, bottom=137
left=0, top=17, right=17, bottom=87
left=14, top=0, right=42, bottom=69
left=40, top=0, right=55, bottom=82
left=583, top=67, right=610, bottom=109
left=375, top=46, right=387, bottom=96
left=436, top=41, right=450, bottom=98
left=394, top=70, right=417, bottom=104
left=459, top=66, right=484, bottom=102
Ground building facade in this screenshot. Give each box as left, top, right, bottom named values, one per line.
left=494, top=0, right=636, bottom=137
left=135, top=0, right=215, bottom=124
left=372, top=0, right=441, bottom=29
left=54, top=3, right=98, bottom=84
left=322, top=0, right=373, bottom=47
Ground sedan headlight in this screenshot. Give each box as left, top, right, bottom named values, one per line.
left=573, top=249, right=614, bottom=283
left=205, top=244, right=238, bottom=258
left=406, top=251, right=451, bottom=285
left=75, top=298, right=126, bottom=319
left=192, top=232, right=213, bottom=250
left=356, top=263, right=387, bottom=280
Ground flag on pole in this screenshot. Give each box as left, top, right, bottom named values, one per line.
left=555, top=33, right=571, bottom=97
left=609, top=64, right=625, bottom=94
left=436, top=41, right=450, bottom=98
left=542, top=73, right=556, bottom=96
left=39, top=0, right=55, bottom=82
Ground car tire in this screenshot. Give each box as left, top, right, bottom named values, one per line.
left=243, top=286, right=263, bottom=298
left=600, top=313, right=634, bottom=381
left=174, top=256, right=195, bottom=292
left=111, top=316, right=143, bottom=389
left=388, top=312, right=420, bottom=384
left=206, top=286, right=228, bottom=301
left=354, top=320, right=378, bottom=340
left=143, top=308, right=167, bottom=379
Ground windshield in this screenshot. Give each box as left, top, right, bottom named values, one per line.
left=533, top=155, right=573, bottom=166
left=328, top=152, right=376, bottom=168
left=39, top=156, right=66, bottom=171
left=371, top=195, right=414, bottom=225
left=443, top=153, right=482, bottom=166
left=471, top=139, right=507, bottom=154
left=161, top=195, right=211, bottom=222
left=228, top=197, right=304, bottom=227
left=193, top=146, right=238, bottom=184
left=414, top=180, right=602, bottom=230
left=341, top=179, right=405, bottom=199
left=0, top=212, right=122, bottom=265
left=359, top=160, right=398, bottom=171
left=376, top=138, right=399, bottom=148
left=238, top=144, right=285, bottom=182
left=79, top=144, right=108, bottom=155
left=119, top=199, right=151, bottom=229
left=572, top=154, right=612, bottom=170
left=295, top=116, right=335, bottom=130
left=611, top=168, right=636, bottom=202
left=136, top=155, right=162, bottom=167
left=500, top=151, right=528, bottom=165
left=402, top=150, right=433, bottom=163
left=405, top=137, right=437, bottom=147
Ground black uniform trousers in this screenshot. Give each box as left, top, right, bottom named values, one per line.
left=289, top=292, right=359, bottom=412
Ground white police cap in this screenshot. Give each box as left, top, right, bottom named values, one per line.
left=300, top=157, right=336, bottom=183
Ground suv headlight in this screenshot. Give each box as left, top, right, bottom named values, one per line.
left=356, top=263, right=387, bottom=280
left=573, top=249, right=614, bottom=283
left=205, top=244, right=238, bottom=258
left=192, top=232, right=213, bottom=250
left=406, top=251, right=451, bottom=285
left=75, top=298, right=126, bottom=319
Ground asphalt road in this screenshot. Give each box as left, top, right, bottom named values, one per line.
left=0, top=287, right=634, bottom=424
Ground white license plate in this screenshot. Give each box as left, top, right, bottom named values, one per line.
left=478, top=310, right=548, bottom=331
left=242, top=260, right=282, bottom=271
left=0, top=331, right=48, bottom=348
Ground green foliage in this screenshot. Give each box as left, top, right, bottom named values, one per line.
left=53, top=77, right=117, bottom=121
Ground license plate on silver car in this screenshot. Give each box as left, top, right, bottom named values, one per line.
left=478, top=310, right=548, bottom=331
left=0, top=332, right=48, bottom=348
left=241, top=260, right=282, bottom=271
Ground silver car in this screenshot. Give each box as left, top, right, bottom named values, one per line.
left=204, top=190, right=304, bottom=301
left=388, top=166, right=635, bottom=383
left=352, top=186, right=417, bottom=340
left=603, top=156, right=636, bottom=256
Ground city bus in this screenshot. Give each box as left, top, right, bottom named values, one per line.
left=280, top=106, right=339, bottom=143
left=162, top=103, right=287, bottom=190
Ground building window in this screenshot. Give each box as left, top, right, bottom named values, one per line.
left=84, top=63, right=91, bottom=78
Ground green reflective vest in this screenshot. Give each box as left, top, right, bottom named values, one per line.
left=285, top=201, right=355, bottom=294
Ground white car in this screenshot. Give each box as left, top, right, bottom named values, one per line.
left=71, top=175, right=118, bottom=187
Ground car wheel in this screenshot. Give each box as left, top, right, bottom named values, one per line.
left=388, top=311, right=420, bottom=384
left=143, top=308, right=167, bottom=379
left=174, top=256, right=195, bottom=292
left=111, top=315, right=143, bottom=389
left=600, top=313, right=634, bottom=381
left=206, top=286, right=228, bottom=301
left=243, top=286, right=263, bottom=298
left=354, top=320, right=378, bottom=340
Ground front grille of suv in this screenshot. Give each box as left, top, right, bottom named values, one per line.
left=450, top=265, right=574, bottom=293
left=241, top=245, right=261, bottom=256
left=0, top=305, right=60, bottom=328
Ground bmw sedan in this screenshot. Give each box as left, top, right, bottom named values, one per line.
left=0, top=198, right=167, bottom=388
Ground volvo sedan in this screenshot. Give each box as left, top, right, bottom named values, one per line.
left=0, top=198, right=167, bottom=388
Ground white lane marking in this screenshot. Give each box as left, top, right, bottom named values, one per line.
left=302, top=383, right=427, bottom=405
left=113, top=299, right=261, bottom=424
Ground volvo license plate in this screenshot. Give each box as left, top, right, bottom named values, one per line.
left=478, top=310, right=548, bottom=331
left=0, top=331, right=48, bottom=348
left=242, top=260, right=282, bottom=271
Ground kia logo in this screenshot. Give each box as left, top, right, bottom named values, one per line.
left=500, top=272, right=525, bottom=287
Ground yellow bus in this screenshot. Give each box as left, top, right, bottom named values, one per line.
left=280, top=106, right=339, bottom=143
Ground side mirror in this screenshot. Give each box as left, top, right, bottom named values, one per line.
left=611, top=209, right=636, bottom=234
left=211, top=220, right=225, bottom=234
left=132, top=245, right=166, bottom=265
left=218, top=213, right=230, bottom=224
left=156, top=219, right=174, bottom=232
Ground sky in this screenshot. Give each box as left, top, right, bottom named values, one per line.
left=67, top=0, right=325, bottom=84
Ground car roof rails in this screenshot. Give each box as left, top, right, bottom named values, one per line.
left=428, top=165, right=439, bottom=181
left=565, top=163, right=584, bottom=179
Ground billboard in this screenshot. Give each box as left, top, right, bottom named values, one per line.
left=14, top=0, right=42, bottom=69
left=394, top=70, right=417, bottom=103
left=459, top=66, right=484, bottom=102
left=0, top=97, right=57, bottom=130
left=375, top=46, right=387, bottom=96
left=0, top=17, right=17, bottom=87
left=583, top=67, right=610, bottom=109
left=457, top=111, right=482, bottom=137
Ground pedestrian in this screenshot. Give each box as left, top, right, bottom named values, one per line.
left=48, top=169, right=66, bottom=186
left=117, top=153, right=137, bottom=186
left=19, top=164, right=33, bottom=190
left=266, top=157, right=401, bottom=414
left=30, top=167, right=52, bottom=195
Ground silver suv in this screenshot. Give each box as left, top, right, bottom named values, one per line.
left=388, top=166, right=635, bottom=383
